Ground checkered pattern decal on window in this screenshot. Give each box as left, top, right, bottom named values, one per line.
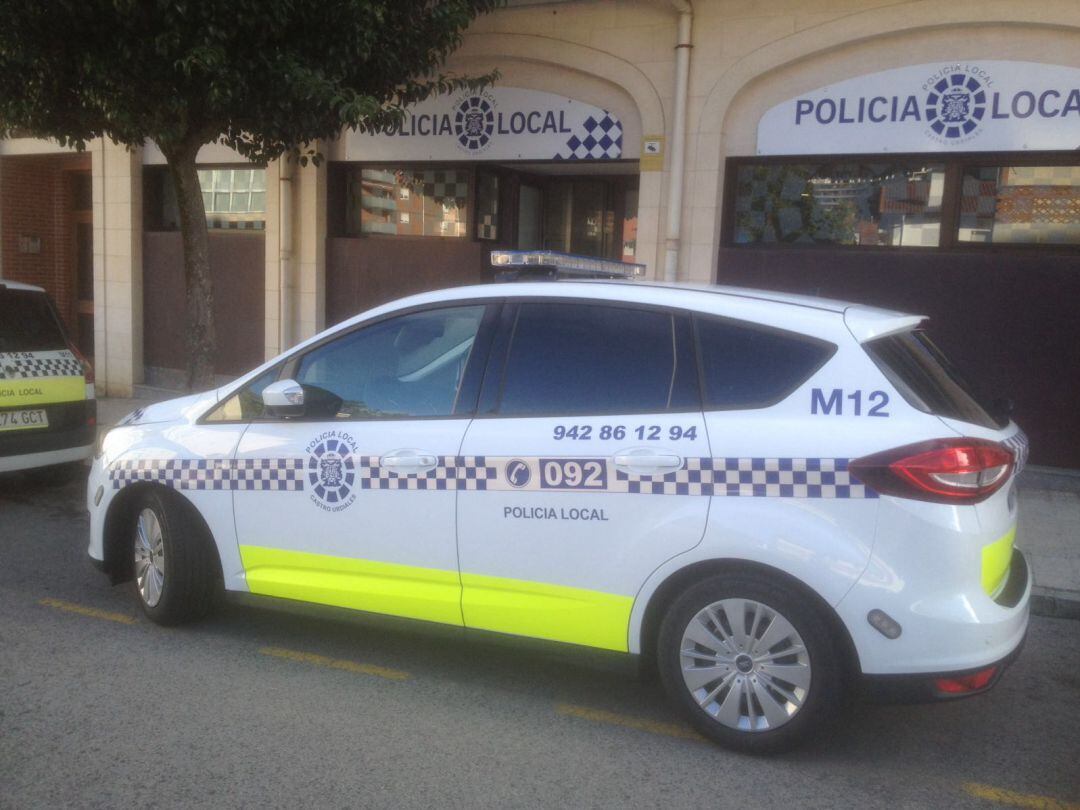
left=109, top=455, right=877, bottom=498
left=556, top=113, right=623, bottom=160
left=0, top=350, right=83, bottom=380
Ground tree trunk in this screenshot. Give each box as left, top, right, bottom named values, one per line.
left=165, top=146, right=216, bottom=390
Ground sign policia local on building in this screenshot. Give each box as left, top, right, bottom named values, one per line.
left=344, top=87, right=623, bottom=162
left=757, top=61, right=1080, bottom=155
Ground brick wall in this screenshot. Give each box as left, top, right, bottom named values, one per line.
left=1, top=153, right=91, bottom=332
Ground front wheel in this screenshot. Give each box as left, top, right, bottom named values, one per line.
left=657, top=573, right=844, bottom=753
left=131, top=489, right=220, bottom=625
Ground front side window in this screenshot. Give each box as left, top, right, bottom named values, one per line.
left=732, top=162, right=945, bottom=247
left=497, top=303, right=696, bottom=416
left=348, top=167, right=470, bottom=237
left=292, top=305, right=485, bottom=419
left=959, top=165, right=1080, bottom=245
left=695, top=317, right=835, bottom=410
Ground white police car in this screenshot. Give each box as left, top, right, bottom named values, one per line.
left=1, top=280, right=95, bottom=475
left=87, top=252, right=1029, bottom=752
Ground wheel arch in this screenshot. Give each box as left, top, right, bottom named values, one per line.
left=101, top=483, right=223, bottom=587
left=636, top=558, right=862, bottom=680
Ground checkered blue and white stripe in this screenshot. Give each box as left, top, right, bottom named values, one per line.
left=354, top=456, right=498, bottom=491
left=110, top=455, right=874, bottom=498
left=0, top=350, right=83, bottom=380
left=1002, top=431, right=1030, bottom=476
left=110, top=458, right=305, bottom=491
left=616, top=457, right=876, bottom=499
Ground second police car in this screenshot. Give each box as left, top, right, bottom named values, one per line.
left=87, top=252, right=1030, bottom=752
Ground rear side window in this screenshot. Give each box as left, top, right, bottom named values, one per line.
left=497, top=303, right=697, bottom=416
left=864, top=330, right=1006, bottom=429
left=695, top=316, right=835, bottom=409
left=0, top=290, right=68, bottom=352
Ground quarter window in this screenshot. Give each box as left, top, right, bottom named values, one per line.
left=497, top=303, right=696, bottom=416
left=695, top=317, right=835, bottom=409
left=292, top=305, right=485, bottom=419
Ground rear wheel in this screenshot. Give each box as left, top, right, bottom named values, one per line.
left=130, top=489, right=219, bottom=625
left=657, top=572, right=844, bottom=753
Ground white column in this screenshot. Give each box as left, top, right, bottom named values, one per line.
left=92, top=139, right=143, bottom=397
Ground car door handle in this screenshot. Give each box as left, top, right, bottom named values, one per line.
left=380, top=451, right=439, bottom=469
left=613, top=453, right=682, bottom=469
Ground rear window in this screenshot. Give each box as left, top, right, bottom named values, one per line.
left=864, top=329, right=1006, bottom=429
left=695, top=316, right=835, bottom=409
left=0, top=289, right=68, bottom=352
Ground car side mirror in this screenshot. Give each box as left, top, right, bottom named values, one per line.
left=262, top=379, right=305, bottom=418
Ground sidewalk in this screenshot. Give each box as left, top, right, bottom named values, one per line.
left=95, top=393, right=1080, bottom=619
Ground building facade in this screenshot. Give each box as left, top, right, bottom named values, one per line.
left=1, top=0, right=1078, bottom=466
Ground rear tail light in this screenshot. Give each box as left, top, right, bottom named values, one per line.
left=67, top=342, right=96, bottom=422
left=67, top=342, right=95, bottom=386
left=934, top=665, right=997, bottom=695
left=849, top=438, right=1014, bottom=504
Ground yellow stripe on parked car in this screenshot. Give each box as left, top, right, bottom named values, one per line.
left=0, top=376, right=84, bottom=407
left=982, top=526, right=1017, bottom=596
left=460, top=572, right=632, bottom=652
left=240, top=545, right=464, bottom=626
left=239, top=545, right=633, bottom=651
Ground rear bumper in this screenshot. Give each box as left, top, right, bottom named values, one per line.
left=0, top=441, right=94, bottom=472
left=861, top=621, right=1027, bottom=703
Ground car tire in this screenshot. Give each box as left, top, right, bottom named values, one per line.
left=657, top=572, right=844, bottom=754
left=130, top=488, right=220, bottom=625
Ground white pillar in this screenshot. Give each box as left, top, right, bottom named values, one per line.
left=92, top=139, right=143, bottom=397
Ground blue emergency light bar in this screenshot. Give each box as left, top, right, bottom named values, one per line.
left=491, top=250, right=646, bottom=281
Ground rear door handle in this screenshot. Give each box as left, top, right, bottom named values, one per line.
left=380, top=450, right=439, bottom=469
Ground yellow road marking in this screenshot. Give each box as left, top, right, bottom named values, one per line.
left=555, top=703, right=705, bottom=742
left=259, top=646, right=410, bottom=681
left=964, top=783, right=1080, bottom=810
left=39, top=597, right=137, bottom=625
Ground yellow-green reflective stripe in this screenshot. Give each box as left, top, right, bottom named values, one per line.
left=239, top=546, right=633, bottom=652
left=0, top=376, right=84, bottom=407
left=240, top=546, right=463, bottom=626
left=460, top=573, right=632, bottom=652
left=982, top=527, right=1016, bottom=596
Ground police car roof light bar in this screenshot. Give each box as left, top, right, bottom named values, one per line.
left=491, top=250, right=646, bottom=282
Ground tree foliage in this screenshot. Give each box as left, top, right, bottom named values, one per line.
left=0, top=0, right=500, bottom=387
left=0, top=0, right=500, bottom=160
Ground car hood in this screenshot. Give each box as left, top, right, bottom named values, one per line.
left=117, top=389, right=221, bottom=427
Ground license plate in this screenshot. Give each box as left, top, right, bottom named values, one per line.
left=0, top=409, right=49, bottom=431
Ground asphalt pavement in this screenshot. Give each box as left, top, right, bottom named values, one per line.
left=1, top=469, right=1078, bottom=809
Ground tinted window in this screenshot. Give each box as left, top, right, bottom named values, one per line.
left=696, top=317, right=834, bottom=409
left=498, top=303, right=691, bottom=416
left=0, top=289, right=68, bottom=352
left=865, top=330, right=1006, bottom=428
left=293, top=305, right=485, bottom=419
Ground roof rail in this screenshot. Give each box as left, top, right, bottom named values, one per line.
left=491, top=250, right=646, bottom=282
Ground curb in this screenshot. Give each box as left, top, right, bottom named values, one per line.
left=1031, top=588, right=1080, bottom=620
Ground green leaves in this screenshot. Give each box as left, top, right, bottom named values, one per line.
left=0, top=0, right=503, bottom=160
